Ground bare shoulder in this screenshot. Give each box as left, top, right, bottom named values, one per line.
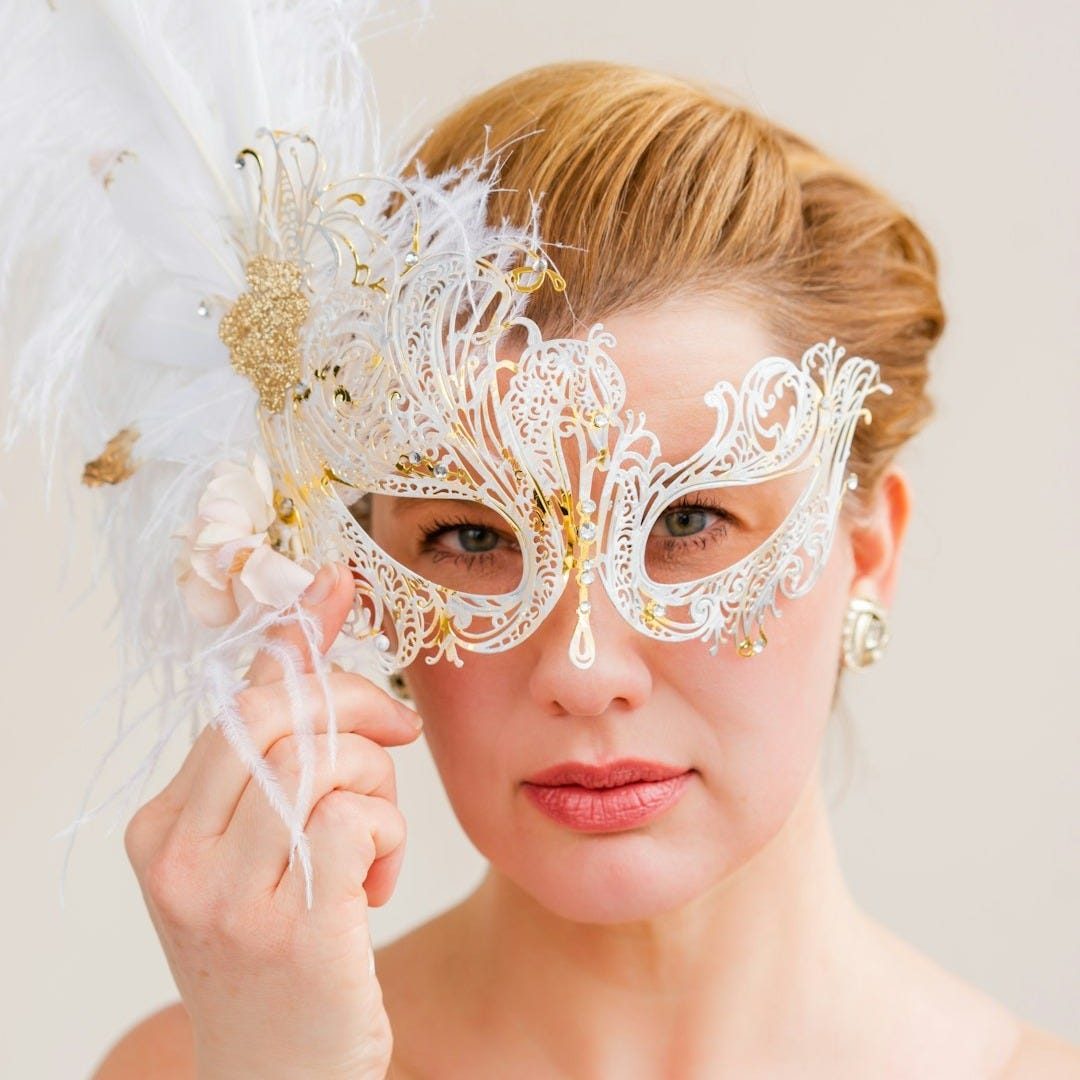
left=855, top=913, right=1078, bottom=1078
left=999, top=1022, right=1080, bottom=1079
left=89, top=1001, right=194, bottom=1080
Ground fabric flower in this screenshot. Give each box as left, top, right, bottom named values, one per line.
left=173, top=452, right=315, bottom=627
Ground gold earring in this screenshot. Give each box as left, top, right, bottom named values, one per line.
left=389, top=671, right=411, bottom=701
left=841, top=597, right=890, bottom=671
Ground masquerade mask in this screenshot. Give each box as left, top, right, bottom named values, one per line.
left=243, top=133, right=891, bottom=672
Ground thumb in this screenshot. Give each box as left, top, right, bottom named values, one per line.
left=245, top=561, right=356, bottom=687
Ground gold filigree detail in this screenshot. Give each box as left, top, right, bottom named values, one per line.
left=433, top=610, right=461, bottom=665
left=219, top=256, right=309, bottom=412
left=394, top=453, right=473, bottom=486
left=540, top=486, right=599, bottom=669
left=234, top=146, right=264, bottom=176
left=509, top=254, right=566, bottom=295
left=273, top=491, right=298, bottom=525
left=641, top=598, right=668, bottom=632
left=82, top=428, right=139, bottom=487
left=340, top=233, right=388, bottom=292
left=548, top=489, right=597, bottom=575
left=737, top=629, right=768, bottom=658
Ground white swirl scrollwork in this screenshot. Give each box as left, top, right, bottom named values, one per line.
left=245, top=132, right=891, bottom=671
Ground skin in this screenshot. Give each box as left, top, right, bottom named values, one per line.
left=92, top=297, right=1078, bottom=1079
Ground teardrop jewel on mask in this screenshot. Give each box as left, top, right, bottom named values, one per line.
left=569, top=606, right=596, bottom=669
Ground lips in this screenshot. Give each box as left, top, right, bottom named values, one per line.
left=523, top=758, right=689, bottom=789
left=520, top=759, right=693, bottom=832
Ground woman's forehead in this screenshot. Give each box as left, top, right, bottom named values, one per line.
left=561, top=297, right=780, bottom=464
left=602, top=295, right=774, bottom=380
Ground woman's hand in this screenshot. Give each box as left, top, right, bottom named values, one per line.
left=123, top=562, right=421, bottom=1080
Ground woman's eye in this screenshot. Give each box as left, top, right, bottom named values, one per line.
left=661, top=508, right=711, bottom=538
left=651, top=505, right=724, bottom=540
left=415, top=517, right=523, bottom=595
left=420, top=519, right=519, bottom=559
left=644, top=502, right=736, bottom=584
left=452, top=525, right=501, bottom=553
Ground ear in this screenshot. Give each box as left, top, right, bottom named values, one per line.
left=847, top=465, right=912, bottom=608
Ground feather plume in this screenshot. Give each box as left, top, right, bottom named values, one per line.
left=0, top=0, right=531, bottom=910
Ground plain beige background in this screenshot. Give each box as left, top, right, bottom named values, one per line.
left=2, top=0, right=1077, bottom=1076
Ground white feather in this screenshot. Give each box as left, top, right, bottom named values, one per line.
left=0, top=0, right=526, bottom=909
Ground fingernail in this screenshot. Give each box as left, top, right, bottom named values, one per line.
left=400, top=704, right=423, bottom=732
left=303, top=564, right=339, bottom=605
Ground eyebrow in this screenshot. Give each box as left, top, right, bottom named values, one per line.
left=386, top=496, right=439, bottom=517
left=384, top=495, right=497, bottom=518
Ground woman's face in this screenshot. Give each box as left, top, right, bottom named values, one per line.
left=369, top=296, right=860, bottom=924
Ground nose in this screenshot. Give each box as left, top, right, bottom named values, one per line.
left=527, top=574, right=653, bottom=717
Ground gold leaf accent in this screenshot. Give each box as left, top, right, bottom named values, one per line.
left=509, top=258, right=566, bottom=295
left=641, top=599, right=667, bottom=631
left=227, top=547, right=254, bottom=575
left=737, top=629, right=768, bottom=658
left=219, top=256, right=309, bottom=412
left=82, top=428, right=139, bottom=487
left=393, top=454, right=473, bottom=486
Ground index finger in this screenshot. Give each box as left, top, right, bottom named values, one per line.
left=180, top=674, right=419, bottom=837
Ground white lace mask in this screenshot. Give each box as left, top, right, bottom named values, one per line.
left=269, top=284, right=888, bottom=673
left=238, top=134, right=890, bottom=672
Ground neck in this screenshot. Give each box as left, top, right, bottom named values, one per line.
left=454, top=762, right=873, bottom=1075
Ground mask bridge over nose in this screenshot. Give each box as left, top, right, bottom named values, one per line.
left=547, top=487, right=600, bottom=670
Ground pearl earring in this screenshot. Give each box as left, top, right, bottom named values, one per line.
left=841, top=597, right=890, bottom=671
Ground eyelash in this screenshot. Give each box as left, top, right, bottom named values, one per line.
left=420, top=516, right=506, bottom=574
left=651, top=498, right=734, bottom=564
left=418, top=500, right=736, bottom=569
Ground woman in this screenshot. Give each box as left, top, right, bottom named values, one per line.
left=92, top=63, right=1077, bottom=1079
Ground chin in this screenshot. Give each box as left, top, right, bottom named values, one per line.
left=495, top=831, right=736, bottom=925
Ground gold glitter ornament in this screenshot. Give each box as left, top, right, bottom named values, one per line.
left=219, top=255, right=309, bottom=412
left=82, top=427, right=139, bottom=486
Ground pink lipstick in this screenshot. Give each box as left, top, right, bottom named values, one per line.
left=521, top=759, right=693, bottom=832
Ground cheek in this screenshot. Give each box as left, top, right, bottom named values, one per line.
left=404, top=659, right=517, bottom=833
left=655, top=570, right=847, bottom=856
left=721, top=546, right=850, bottom=789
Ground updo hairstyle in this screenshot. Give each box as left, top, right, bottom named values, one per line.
left=411, top=61, right=946, bottom=512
